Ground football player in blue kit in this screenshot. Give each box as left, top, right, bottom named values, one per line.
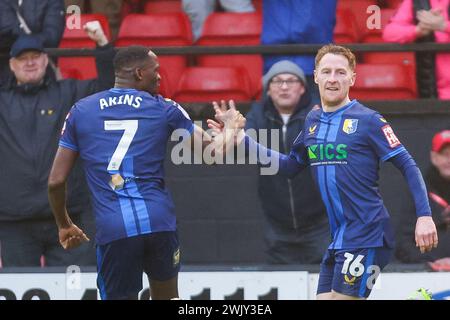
left=209, top=44, right=439, bottom=299
left=48, top=46, right=243, bottom=300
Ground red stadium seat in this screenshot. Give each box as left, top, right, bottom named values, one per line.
left=59, top=14, right=111, bottom=80
left=334, top=9, right=359, bottom=43
left=351, top=63, right=417, bottom=100
left=361, top=9, right=397, bottom=43
left=172, top=67, right=253, bottom=102
left=252, top=0, right=262, bottom=11
left=116, top=13, right=192, bottom=46
left=386, top=0, right=403, bottom=9
left=337, top=0, right=379, bottom=36
left=116, top=13, right=193, bottom=95
left=144, top=0, right=182, bottom=14
left=360, top=8, right=397, bottom=43
left=196, top=12, right=262, bottom=99
left=360, top=8, right=416, bottom=81
left=364, top=52, right=416, bottom=69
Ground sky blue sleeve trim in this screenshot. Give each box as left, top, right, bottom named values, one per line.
left=381, top=146, right=406, bottom=162
left=187, top=123, right=194, bottom=135
left=59, top=141, right=78, bottom=152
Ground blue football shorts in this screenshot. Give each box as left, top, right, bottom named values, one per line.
left=317, top=247, right=392, bottom=298
left=96, top=231, right=180, bottom=300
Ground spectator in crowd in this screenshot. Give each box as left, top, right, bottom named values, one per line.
left=0, top=22, right=114, bottom=267
left=182, top=0, right=255, bottom=41
left=396, top=130, right=450, bottom=264
left=383, top=0, right=450, bottom=99
left=0, top=0, right=65, bottom=87
left=245, top=60, right=329, bottom=264
left=261, top=0, right=337, bottom=104
left=64, top=0, right=123, bottom=40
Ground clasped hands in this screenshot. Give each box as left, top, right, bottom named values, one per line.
left=207, top=100, right=246, bottom=143
left=416, top=8, right=447, bottom=36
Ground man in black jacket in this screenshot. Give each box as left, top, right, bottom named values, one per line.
left=0, top=22, right=115, bottom=267
left=245, top=60, right=329, bottom=264
left=0, top=0, right=65, bottom=87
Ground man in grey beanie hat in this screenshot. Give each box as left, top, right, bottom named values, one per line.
left=244, top=60, right=329, bottom=264
left=262, top=60, right=307, bottom=94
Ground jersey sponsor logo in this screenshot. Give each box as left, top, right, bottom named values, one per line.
left=342, top=119, right=358, bottom=134
left=308, top=125, right=317, bottom=135
left=382, top=125, right=401, bottom=148
left=307, top=143, right=348, bottom=163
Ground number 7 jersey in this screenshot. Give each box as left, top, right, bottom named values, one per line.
left=60, top=88, right=194, bottom=245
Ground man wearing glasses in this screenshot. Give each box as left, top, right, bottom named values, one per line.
left=245, top=60, right=329, bottom=265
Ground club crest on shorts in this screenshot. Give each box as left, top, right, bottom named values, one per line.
left=342, top=119, right=358, bottom=134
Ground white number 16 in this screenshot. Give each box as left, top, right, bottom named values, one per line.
left=342, top=252, right=365, bottom=277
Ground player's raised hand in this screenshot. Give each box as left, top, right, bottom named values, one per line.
left=415, top=216, right=438, bottom=253
left=207, top=100, right=225, bottom=134
left=59, top=224, right=90, bottom=250
left=83, top=20, right=108, bottom=46
left=210, top=100, right=245, bottom=130
left=212, top=100, right=231, bottom=126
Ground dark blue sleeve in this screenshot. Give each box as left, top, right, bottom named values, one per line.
left=368, top=113, right=406, bottom=162
left=389, top=150, right=431, bottom=217
left=163, top=98, right=194, bottom=138
left=244, top=135, right=307, bottom=177
left=59, top=105, right=79, bottom=152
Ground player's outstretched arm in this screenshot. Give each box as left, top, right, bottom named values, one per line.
left=207, top=101, right=305, bottom=177
left=389, top=151, right=438, bottom=253
left=48, top=147, right=89, bottom=250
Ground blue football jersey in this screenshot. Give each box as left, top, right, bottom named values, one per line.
left=291, top=100, right=405, bottom=249
left=60, top=88, right=194, bottom=245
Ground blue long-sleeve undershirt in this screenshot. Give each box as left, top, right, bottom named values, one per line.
left=244, top=135, right=306, bottom=178
left=245, top=135, right=431, bottom=217
left=388, top=150, right=431, bottom=217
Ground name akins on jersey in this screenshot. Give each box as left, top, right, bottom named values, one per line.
left=99, top=94, right=143, bottom=110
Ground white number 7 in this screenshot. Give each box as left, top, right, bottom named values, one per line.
left=104, top=120, right=138, bottom=171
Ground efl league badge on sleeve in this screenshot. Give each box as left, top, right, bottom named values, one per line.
left=342, top=119, right=358, bottom=134
left=382, top=125, right=401, bottom=148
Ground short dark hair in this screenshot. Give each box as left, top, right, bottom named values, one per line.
left=113, top=45, right=151, bottom=72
